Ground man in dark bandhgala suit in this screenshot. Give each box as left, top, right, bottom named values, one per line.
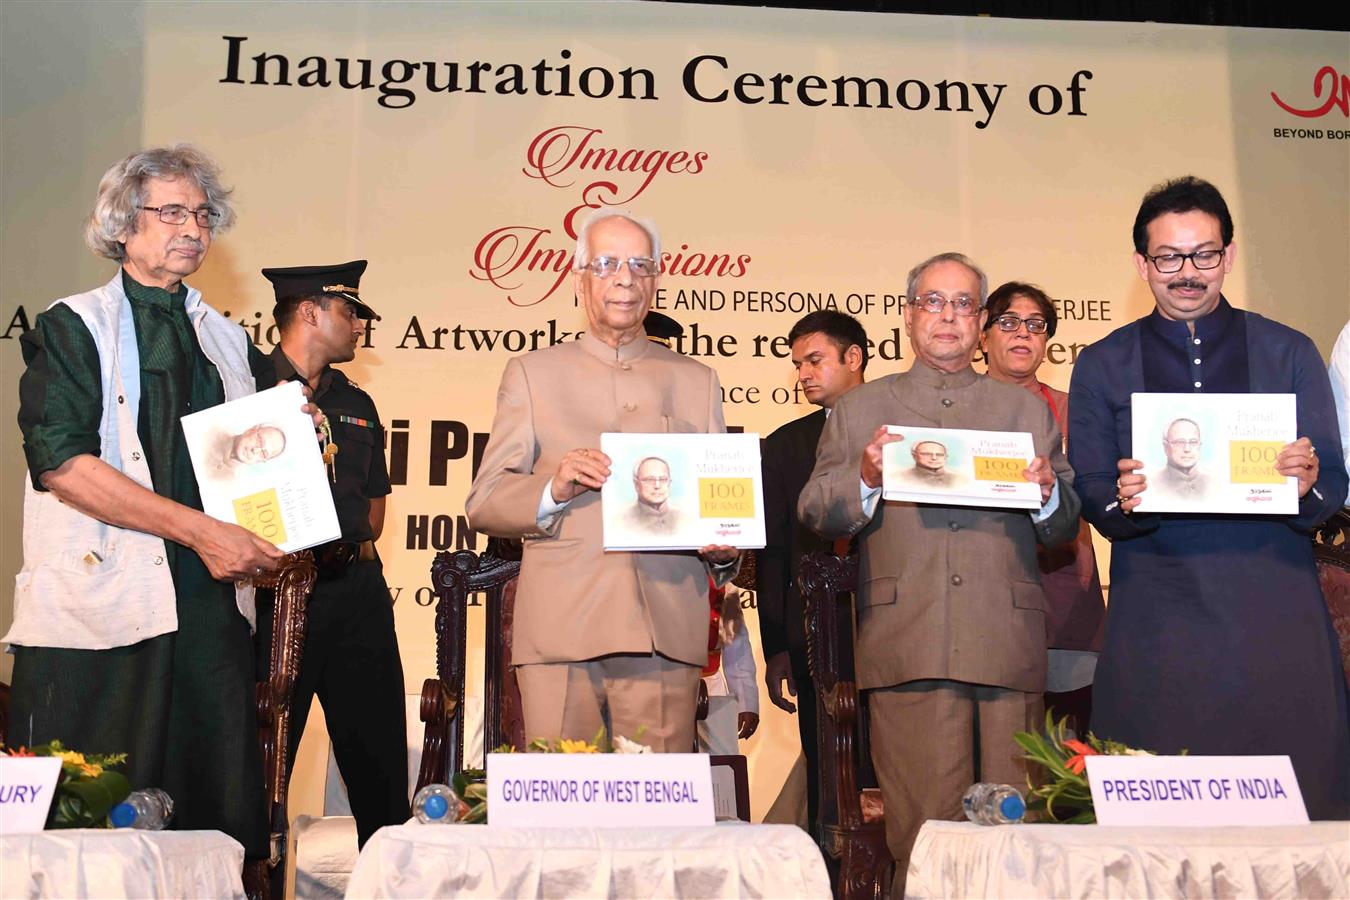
left=1069, top=176, right=1349, bottom=819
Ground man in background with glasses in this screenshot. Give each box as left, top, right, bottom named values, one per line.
left=7, top=145, right=286, bottom=858
left=1069, top=176, right=1348, bottom=819
left=467, top=208, right=738, bottom=751
left=800, top=252, right=1080, bottom=896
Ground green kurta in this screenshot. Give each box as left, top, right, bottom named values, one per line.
left=12, top=270, right=271, bottom=855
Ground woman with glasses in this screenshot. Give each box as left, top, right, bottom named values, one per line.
left=981, top=281, right=1105, bottom=737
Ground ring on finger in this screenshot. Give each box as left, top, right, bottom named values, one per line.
left=570, top=477, right=581, bottom=486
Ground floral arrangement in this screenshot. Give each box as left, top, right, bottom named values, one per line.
left=1013, top=713, right=1168, bottom=823
left=446, top=729, right=651, bottom=824
left=3, top=740, right=131, bottom=828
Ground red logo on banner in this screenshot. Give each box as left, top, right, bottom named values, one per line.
left=1271, top=66, right=1349, bottom=118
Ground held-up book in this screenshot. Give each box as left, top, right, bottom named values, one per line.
left=881, top=425, right=1041, bottom=510
left=182, top=381, right=341, bottom=552
left=601, top=432, right=765, bottom=551
left=1130, top=392, right=1297, bottom=514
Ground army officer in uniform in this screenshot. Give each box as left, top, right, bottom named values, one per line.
left=260, top=260, right=408, bottom=848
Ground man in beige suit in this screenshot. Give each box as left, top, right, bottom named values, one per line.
left=799, top=252, right=1080, bottom=895
left=466, top=209, right=738, bottom=752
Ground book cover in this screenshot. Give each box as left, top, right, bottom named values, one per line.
left=882, top=425, right=1041, bottom=510
left=181, top=381, right=341, bottom=552
left=1130, top=392, right=1297, bottom=514
left=601, top=432, right=765, bottom=551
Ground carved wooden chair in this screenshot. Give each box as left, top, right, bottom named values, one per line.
left=800, top=550, right=892, bottom=900
left=417, top=546, right=524, bottom=791
left=1314, top=508, right=1350, bottom=689
left=414, top=546, right=749, bottom=814
left=244, top=551, right=317, bottom=900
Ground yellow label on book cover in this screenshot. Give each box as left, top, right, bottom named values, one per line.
left=1229, top=441, right=1284, bottom=483
left=699, top=478, right=754, bottom=518
left=972, top=456, right=1027, bottom=481
left=234, top=488, right=288, bottom=544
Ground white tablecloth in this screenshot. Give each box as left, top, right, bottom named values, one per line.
left=906, top=820, right=1350, bottom=899
left=0, top=829, right=245, bottom=899
left=344, top=822, right=831, bottom=899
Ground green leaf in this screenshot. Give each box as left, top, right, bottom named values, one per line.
left=59, top=771, right=131, bottom=826
left=452, top=768, right=486, bottom=797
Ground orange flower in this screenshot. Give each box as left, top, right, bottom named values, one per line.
left=1063, top=739, right=1099, bottom=775
left=5, top=746, right=36, bottom=757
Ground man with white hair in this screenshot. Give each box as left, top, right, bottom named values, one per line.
left=467, top=208, right=738, bottom=751
left=8, top=145, right=284, bottom=856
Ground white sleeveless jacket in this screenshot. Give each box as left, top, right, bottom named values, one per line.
left=6, top=272, right=257, bottom=650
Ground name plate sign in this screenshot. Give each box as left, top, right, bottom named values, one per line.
left=486, top=752, right=714, bottom=827
left=0, top=757, right=61, bottom=834
left=1084, top=755, right=1308, bottom=826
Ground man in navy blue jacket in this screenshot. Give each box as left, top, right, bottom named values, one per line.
left=1068, top=176, right=1348, bottom=819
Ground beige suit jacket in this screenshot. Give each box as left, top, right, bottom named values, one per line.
left=466, top=332, right=726, bottom=667
left=798, top=363, right=1081, bottom=693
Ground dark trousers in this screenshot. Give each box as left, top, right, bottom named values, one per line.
left=12, top=584, right=267, bottom=857
left=790, top=651, right=821, bottom=837
left=262, top=559, right=409, bottom=847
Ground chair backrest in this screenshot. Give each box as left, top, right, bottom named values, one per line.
left=799, top=550, right=893, bottom=900
left=419, top=548, right=522, bottom=790
left=249, top=550, right=317, bottom=900
left=799, top=551, right=863, bottom=832
left=1313, top=508, right=1350, bottom=689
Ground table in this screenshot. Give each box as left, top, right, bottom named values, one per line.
left=345, top=822, right=832, bottom=899
left=906, top=820, right=1350, bottom=899
left=0, top=829, right=245, bottom=899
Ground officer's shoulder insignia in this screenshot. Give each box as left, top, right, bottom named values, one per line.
left=341, top=374, right=372, bottom=396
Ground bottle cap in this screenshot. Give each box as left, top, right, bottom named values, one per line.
left=109, top=803, right=137, bottom=828
left=999, top=793, right=1026, bottom=820
left=424, top=794, right=449, bottom=820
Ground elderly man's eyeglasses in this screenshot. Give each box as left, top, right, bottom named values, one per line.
left=992, top=314, right=1049, bottom=334
left=909, top=292, right=982, bottom=316
left=637, top=476, right=671, bottom=485
left=581, top=256, right=661, bottom=278
left=1165, top=438, right=1201, bottom=448
left=139, top=204, right=222, bottom=228
left=1142, top=249, right=1225, bottom=274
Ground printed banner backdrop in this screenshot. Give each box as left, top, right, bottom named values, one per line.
left=2, top=1, right=1347, bottom=823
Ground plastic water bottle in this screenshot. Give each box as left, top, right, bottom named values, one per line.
left=110, top=788, right=175, bottom=830
left=413, top=783, right=459, bottom=824
left=961, top=783, right=1026, bottom=825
